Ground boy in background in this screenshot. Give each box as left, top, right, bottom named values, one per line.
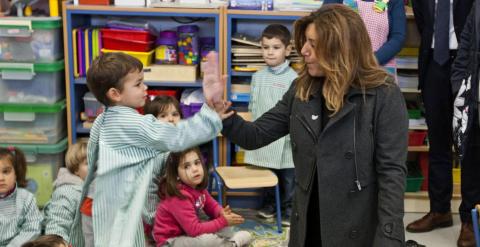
left=245, top=24, right=297, bottom=226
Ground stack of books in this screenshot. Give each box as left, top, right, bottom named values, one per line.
left=231, top=33, right=302, bottom=72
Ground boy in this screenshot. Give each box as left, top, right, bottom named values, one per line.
left=79, top=52, right=228, bottom=246
left=43, top=141, right=88, bottom=246
left=244, top=24, right=297, bottom=226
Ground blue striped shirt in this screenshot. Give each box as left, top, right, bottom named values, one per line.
left=244, top=60, right=297, bottom=169
left=79, top=104, right=222, bottom=247
left=0, top=186, right=43, bottom=246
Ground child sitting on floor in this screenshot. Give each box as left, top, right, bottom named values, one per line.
left=43, top=141, right=88, bottom=246
left=0, top=147, right=43, bottom=246
left=153, top=147, right=252, bottom=247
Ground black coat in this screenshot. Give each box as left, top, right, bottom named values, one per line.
left=411, top=0, right=474, bottom=89
left=222, top=80, right=408, bottom=246
left=451, top=5, right=480, bottom=156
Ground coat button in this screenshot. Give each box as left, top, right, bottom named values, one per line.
left=295, top=212, right=299, bottom=220
left=344, top=151, right=354, bottom=160
left=349, top=230, right=359, bottom=239
left=384, top=223, right=393, bottom=234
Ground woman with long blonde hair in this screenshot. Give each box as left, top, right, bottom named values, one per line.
left=220, top=4, right=408, bottom=246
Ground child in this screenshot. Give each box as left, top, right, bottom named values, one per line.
left=79, top=52, right=228, bottom=246
left=21, top=234, right=69, bottom=247
left=153, top=147, right=252, bottom=247
left=43, top=141, right=88, bottom=246
left=0, top=147, right=43, bottom=246
left=143, top=95, right=183, bottom=244
left=244, top=24, right=297, bottom=225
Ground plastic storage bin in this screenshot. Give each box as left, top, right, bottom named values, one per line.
left=0, top=61, right=65, bottom=103
left=408, top=131, right=427, bottom=146
left=0, top=17, right=63, bottom=62
left=0, top=101, right=66, bottom=144
left=102, top=28, right=154, bottom=52
left=101, top=28, right=155, bottom=43
left=406, top=176, right=424, bottom=192
left=180, top=103, right=202, bottom=118
left=101, top=48, right=154, bottom=66
left=83, top=92, right=104, bottom=118
left=0, top=139, right=67, bottom=207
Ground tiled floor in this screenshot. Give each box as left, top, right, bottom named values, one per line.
left=405, top=213, right=462, bottom=247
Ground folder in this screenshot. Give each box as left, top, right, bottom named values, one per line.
left=72, top=29, right=79, bottom=77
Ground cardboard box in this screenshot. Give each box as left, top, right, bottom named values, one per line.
left=144, top=64, right=198, bottom=83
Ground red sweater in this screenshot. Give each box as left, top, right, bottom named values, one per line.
left=153, top=184, right=228, bottom=246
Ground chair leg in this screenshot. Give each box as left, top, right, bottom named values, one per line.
left=471, top=208, right=480, bottom=247
left=275, top=184, right=282, bottom=234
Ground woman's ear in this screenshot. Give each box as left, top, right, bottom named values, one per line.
left=285, top=44, right=293, bottom=57
left=106, top=87, right=122, bottom=104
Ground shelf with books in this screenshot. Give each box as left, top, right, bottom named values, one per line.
left=63, top=3, right=223, bottom=143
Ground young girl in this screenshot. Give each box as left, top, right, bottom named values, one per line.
left=143, top=95, right=184, bottom=245
left=0, top=147, right=43, bottom=246
left=153, top=147, right=252, bottom=247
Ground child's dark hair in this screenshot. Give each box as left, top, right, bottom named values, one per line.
left=144, top=95, right=183, bottom=118
left=158, top=147, right=208, bottom=200
left=0, top=147, right=28, bottom=188
left=86, top=52, right=143, bottom=106
left=21, top=234, right=67, bottom=247
left=261, top=24, right=291, bottom=47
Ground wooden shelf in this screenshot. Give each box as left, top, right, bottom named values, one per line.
left=408, top=146, right=429, bottom=152
left=66, top=4, right=221, bottom=14
left=227, top=9, right=310, bottom=17
left=405, top=191, right=461, bottom=200
left=74, top=77, right=203, bottom=88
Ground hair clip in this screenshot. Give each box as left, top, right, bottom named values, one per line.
left=7, top=146, right=15, bottom=152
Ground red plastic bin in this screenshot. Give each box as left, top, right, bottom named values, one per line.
left=147, top=89, right=179, bottom=99
left=102, top=37, right=154, bottom=52
left=101, top=28, right=156, bottom=43
left=408, top=131, right=427, bottom=146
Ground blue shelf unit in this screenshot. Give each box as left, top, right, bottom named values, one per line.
left=64, top=5, right=222, bottom=143
left=225, top=11, right=305, bottom=165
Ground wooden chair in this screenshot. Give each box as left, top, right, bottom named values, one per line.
left=212, top=137, right=283, bottom=233
left=472, top=204, right=480, bottom=247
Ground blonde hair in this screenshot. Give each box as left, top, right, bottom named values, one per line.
left=293, top=4, right=390, bottom=115
left=65, top=141, right=87, bottom=174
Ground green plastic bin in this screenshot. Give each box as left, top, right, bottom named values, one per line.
left=0, top=17, right=63, bottom=62
left=0, top=101, right=66, bottom=144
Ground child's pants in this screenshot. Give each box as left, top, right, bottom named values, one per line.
left=82, top=214, right=94, bottom=247
left=163, top=227, right=236, bottom=247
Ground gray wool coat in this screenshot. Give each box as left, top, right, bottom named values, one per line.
left=222, top=79, right=408, bottom=246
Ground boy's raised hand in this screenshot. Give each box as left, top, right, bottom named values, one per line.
left=203, top=51, right=226, bottom=107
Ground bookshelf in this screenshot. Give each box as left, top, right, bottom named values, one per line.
left=63, top=2, right=223, bottom=144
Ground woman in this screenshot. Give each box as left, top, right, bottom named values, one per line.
left=323, top=0, right=406, bottom=75
left=221, top=5, right=408, bottom=246
left=451, top=5, right=480, bottom=246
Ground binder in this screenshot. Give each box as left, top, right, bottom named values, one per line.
left=72, top=29, right=79, bottom=77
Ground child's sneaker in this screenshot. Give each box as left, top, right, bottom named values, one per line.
left=257, top=204, right=276, bottom=219
left=230, top=231, right=252, bottom=247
